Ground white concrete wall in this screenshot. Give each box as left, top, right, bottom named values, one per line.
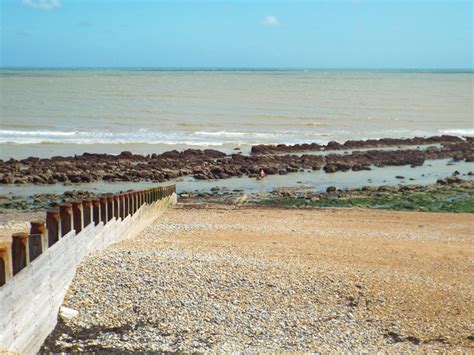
left=0, top=193, right=176, bottom=353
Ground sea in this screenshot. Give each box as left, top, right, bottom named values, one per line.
left=0, top=69, right=473, bottom=160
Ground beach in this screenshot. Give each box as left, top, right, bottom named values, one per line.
left=40, top=203, right=474, bottom=352
left=1, top=69, right=473, bottom=352
left=2, top=0, right=473, bottom=351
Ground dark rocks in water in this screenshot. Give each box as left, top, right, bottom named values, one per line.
left=251, top=135, right=467, bottom=154
left=323, top=165, right=337, bottom=173
left=251, top=142, right=322, bottom=155
left=1, top=135, right=472, bottom=185
left=118, top=151, right=133, bottom=158
left=325, top=141, right=343, bottom=151
left=395, top=176, right=405, bottom=179
left=378, top=185, right=398, bottom=192
left=159, top=150, right=180, bottom=159
left=453, top=170, right=460, bottom=176
left=437, top=176, right=463, bottom=185
left=193, top=173, right=209, bottom=180
left=326, top=186, right=337, bottom=193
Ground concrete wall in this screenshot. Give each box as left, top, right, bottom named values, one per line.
left=0, top=187, right=176, bottom=353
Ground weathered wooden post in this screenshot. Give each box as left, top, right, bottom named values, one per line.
left=30, top=220, right=46, bottom=259
left=140, top=190, right=145, bottom=207
left=113, top=195, right=120, bottom=219
left=124, top=192, right=130, bottom=217
left=83, top=199, right=92, bottom=227
left=92, top=198, right=101, bottom=225
left=30, top=220, right=46, bottom=252
left=59, top=203, right=72, bottom=237
left=28, top=233, right=43, bottom=262
left=106, top=195, right=114, bottom=221
left=0, top=242, right=13, bottom=286
left=72, top=200, right=83, bottom=234
left=119, top=194, right=126, bottom=219
left=135, top=190, right=141, bottom=209
left=133, top=191, right=139, bottom=213
left=100, top=196, right=108, bottom=224
left=46, top=210, right=60, bottom=246
left=12, top=232, right=29, bottom=275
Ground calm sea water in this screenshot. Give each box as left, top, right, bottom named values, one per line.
left=0, top=69, right=472, bottom=159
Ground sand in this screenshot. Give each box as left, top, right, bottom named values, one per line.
left=40, top=203, right=473, bottom=352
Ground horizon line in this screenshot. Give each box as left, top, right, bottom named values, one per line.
left=1, top=66, right=473, bottom=73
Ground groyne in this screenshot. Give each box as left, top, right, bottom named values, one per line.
left=0, top=185, right=177, bottom=353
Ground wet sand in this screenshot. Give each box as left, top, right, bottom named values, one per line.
left=41, top=203, right=474, bottom=352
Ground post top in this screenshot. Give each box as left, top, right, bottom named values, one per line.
left=31, top=220, right=45, bottom=226
left=12, top=232, right=28, bottom=239
left=0, top=242, right=9, bottom=252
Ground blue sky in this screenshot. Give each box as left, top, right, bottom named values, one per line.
left=1, top=0, right=472, bottom=68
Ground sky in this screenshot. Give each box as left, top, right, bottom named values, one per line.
left=0, top=0, right=472, bottom=69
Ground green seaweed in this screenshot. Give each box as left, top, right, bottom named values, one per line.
left=256, top=183, right=474, bottom=213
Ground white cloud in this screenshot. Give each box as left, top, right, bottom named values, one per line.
left=22, top=0, right=61, bottom=10
left=262, top=15, right=279, bottom=27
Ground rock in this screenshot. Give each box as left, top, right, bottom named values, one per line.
left=193, top=173, right=209, bottom=180
left=325, top=141, right=343, bottom=150
left=326, top=186, right=337, bottom=193
left=59, top=306, right=79, bottom=321
left=437, top=176, right=463, bottom=185
left=118, top=151, right=133, bottom=158
left=395, top=176, right=405, bottom=179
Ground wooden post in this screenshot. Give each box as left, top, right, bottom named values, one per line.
left=133, top=191, right=139, bottom=213
left=119, top=194, right=125, bottom=219
left=0, top=242, right=13, bottom=286
left=106, top=195, right=114, bottom=221
left=12, top=232, right=29, bottom=275
left=72, top=200, right=83, bottom=234
left=59, top=204, right=72, bottom=237
left=135, top=191, right=140, bottom=209
left=100, top=196, right=108, bottom=224
left=113, top=195, right=120, bottom=219
left=30, top=220, right=46, bottom=253
left=28, top=234, right=43, bottom=262
left=83, top=199, right=92, bottom=227
left=124, top=192, right=130, bottom=217
left=28, top=221, right=48, bottom=261
left=46, top=210, right=60, bottom=246
left=92, top=198, right=101, bottom=225
left=140, top=190, right=145, bottom=207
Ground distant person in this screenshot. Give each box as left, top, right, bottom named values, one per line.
left=257, top=169, right=266, bottom=181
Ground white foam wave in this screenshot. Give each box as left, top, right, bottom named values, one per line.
left=439, top=128, right=474, bottom=136
left=0, top=129, right=328, bottom=146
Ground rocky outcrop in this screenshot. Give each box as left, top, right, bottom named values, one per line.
left=0, top=136, right=472, bottom=185
left=250, top=135, right=466, bottom=154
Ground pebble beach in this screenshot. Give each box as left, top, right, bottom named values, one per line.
left=41, top=203, right=474, bottom=352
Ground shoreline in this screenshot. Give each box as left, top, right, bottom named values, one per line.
left=2, top=179, right=473, bottom=213
left=1, top=135, right=472, bottom=187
